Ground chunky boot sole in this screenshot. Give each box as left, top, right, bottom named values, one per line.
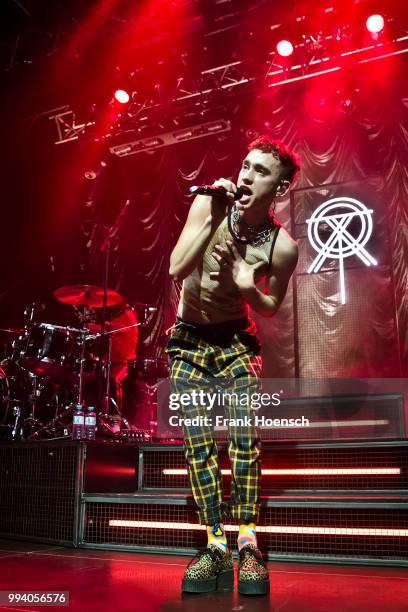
left=217, top=568, right=234, bottom=591
left=182, top=575, right=216, bottom=593
left=238, top=578, right=270, bottom=595
left=182, top=568, right=234, bottom=593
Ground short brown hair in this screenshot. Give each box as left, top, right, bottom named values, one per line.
left=248, top=135, right=300, bottom=183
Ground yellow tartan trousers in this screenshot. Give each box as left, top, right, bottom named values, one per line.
left=166, top=316, right=262, bottom=525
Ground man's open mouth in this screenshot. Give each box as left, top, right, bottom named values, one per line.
left=238, top=185, right=252, bottom=203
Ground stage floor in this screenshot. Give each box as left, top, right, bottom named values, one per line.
left=0, top=539, right=406, bottom=611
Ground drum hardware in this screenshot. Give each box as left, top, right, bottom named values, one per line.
left=0, top=328, right=23, bottom=361
left=0, top=397, right=22, bottom=442
left=26, top=401, right=74, bottom=441
left=118, top=427, right=151, bottom=442
left=23, top=373, right=43, bottom=435
left=10, top=405, right=22, bottom=440
left=23, top=302, right=45, bottom=327
left=15, top=371, right=72, bottom=441
left=1, top=359, right=27, bottom=441
left=75, top=325, right=90, bottom=407
left=86, top=321, right=144, bottom=435
left=53, top=283, right=129, bottom=431
left=129, top=302, right=158, bottom=313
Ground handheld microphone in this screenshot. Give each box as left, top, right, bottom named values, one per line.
left=188, top=185, right=244, bottom=200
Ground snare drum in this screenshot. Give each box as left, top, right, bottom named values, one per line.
left=18, top=323, right=77, bottom=377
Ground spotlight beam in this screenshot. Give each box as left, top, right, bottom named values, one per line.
left=11, top=0, right=31, bottom=16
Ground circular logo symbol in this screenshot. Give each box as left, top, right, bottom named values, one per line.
left=306, top=196, right=376, bottom=304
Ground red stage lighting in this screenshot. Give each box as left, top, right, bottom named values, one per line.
left=114, top=89, right=130, bottom=104
left=366, top=14, right=385, bottom=34
left=276, top=40, right=294, bottom=57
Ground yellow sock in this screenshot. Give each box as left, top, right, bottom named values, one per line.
left=207, top=523, right=228, bottom=552
left=238, top=522, right=257, bottom=550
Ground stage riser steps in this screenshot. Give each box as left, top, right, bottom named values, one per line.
left=140, top=442, right=408, bottom=492
left=81, top=495, right=408, bottom=565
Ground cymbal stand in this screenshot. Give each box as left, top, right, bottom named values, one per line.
left=98, top=199, right=130, bottom=410
left=70, top=305, right=96, bottom=407
left=18, top=367, right=46, bottom=440
left=96, top=199, right=133, bottom=434
left=77, top=326, right=88, bottom=406
left=65, top=306, right=93, bottom=408
left=89, top=321, right=143, bottom=433
left=100, top=332, right=118, bottom=417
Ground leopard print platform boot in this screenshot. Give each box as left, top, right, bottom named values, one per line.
left=182, top=544, right=234, bottom=593
left=238, top=543, right=270, bottom=595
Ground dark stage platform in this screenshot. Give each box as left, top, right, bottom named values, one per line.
left=0, top=538, right=407, bottom=612
left=1, top=439, right=407, bottom=568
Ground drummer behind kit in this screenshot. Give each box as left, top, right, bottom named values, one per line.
left=0, top=285, right=167, bottom=442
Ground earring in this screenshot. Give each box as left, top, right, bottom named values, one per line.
left=276, top=182, right=287, bottom=197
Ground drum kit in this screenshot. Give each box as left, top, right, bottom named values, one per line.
left=0, top=284, right=166, bottom=442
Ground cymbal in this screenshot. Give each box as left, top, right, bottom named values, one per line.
left=54, top=285, right=122, bottom=308
left=0, top=327, right=23, bottom=334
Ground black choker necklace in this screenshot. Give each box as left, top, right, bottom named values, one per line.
left=228, top=204, right=274, bottom=246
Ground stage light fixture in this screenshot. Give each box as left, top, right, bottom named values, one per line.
left=366, top=14, right=385, bottom=34
left=276, top=40, right=294, bottom=57
left=108, top=520, right=408, bottom=537
left=114, top=89, right=130, bottom=104
left=162, top=467, right=400, bottom=476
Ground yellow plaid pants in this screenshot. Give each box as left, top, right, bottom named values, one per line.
left=166, top=316, right=262, bottom=525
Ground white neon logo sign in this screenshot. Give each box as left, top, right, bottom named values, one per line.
left=306, top=196, right=377, bottom=304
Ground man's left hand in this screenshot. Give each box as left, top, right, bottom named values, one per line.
left=210, top=240, right=265, bottom=291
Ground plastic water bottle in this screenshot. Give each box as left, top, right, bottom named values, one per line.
left=72, top=404, right=85, bottom=440
left=84, top=406, right=96, bottom=440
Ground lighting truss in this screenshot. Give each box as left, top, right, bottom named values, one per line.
left=109, top=119, right=231, bottom=157
left=266, top=34, right=408, bottom=88
left=47, top=20, right=408, bottom=149
left=49, top=107, right=95, bottom=145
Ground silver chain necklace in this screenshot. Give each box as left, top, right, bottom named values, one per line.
left=228, top=204, right=274, bottom=246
